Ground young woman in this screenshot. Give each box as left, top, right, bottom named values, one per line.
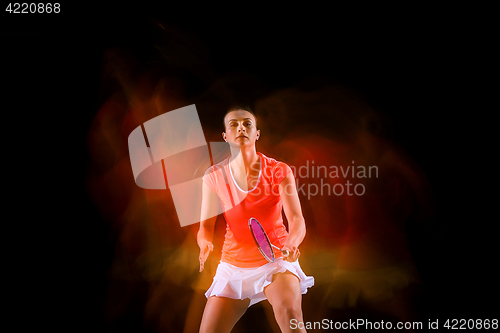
left=197, top=106, right=314, bottom=333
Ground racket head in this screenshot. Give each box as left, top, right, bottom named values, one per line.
left=248, top=217, right=275, bottom=263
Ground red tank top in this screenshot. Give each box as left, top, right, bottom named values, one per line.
left=203, top=152, right=291, bottom=267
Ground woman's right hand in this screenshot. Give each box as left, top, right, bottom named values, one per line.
left=198, top=239, right=214, bottom=272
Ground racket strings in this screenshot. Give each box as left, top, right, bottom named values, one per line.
left=249, top=218, right=275, bottom=262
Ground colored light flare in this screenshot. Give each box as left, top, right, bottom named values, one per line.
left=86, top=45, right=434, bottom=331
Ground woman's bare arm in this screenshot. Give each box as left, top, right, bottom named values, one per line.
left=197, top=181, right=220, bottom=272
left=279, top=168, right=306, bottom=261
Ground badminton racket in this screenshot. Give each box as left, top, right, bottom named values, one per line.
left=249, top=217, right=289, bottom=263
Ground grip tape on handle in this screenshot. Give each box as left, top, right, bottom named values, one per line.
left=271, top=244, right=289, bottom=257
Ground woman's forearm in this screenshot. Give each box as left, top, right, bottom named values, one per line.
left=198, top=217, right=216, bottom=245
left=285, top=216, right=306, bottom=247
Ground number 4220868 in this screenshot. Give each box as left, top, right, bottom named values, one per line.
left=6, top=3, right=60, bottom=13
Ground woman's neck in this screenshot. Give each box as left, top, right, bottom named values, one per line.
left=229, top=145, right=260, bottom=174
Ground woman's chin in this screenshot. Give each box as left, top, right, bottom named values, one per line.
left=229, top=141, right=254, bottom=147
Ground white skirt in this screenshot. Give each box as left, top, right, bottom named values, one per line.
left=205, top=258, right=315, bottom=307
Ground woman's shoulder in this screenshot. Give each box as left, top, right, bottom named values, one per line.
left=203, top=158, right=231, bottom=193
left=258, top=152, right=289, bottom=168
left=204, top=156, right=229, bottom=172
left=258, top=152, right=292, bottom=184
left=257, top=153, right=286, bottom=166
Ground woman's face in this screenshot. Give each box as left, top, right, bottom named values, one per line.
left=223, top=110, right=260, bottom=146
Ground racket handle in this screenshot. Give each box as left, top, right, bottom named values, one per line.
left=271, top=244, right=289, bottom=257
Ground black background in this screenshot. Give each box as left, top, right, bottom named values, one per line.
left=2, top=3, right=497, bottom=331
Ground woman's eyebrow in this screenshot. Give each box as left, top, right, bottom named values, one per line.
left=227, top=118, right=253, bottom=122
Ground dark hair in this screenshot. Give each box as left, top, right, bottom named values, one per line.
left=223, top=105, right=258, bottom=131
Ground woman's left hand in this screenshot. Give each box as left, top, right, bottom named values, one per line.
left=282, top=242, right=300, bottom=262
